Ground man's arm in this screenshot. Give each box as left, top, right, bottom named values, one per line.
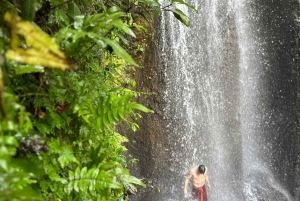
left=184, top=171, right=192, bottom=195
left=205, top=168, right=211, bottom=189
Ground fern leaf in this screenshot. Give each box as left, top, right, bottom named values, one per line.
left=66, top=166, right=122, bottom=195
left=128, top=102, right=154, bottom=113
left=96, top=116, right=103, bottom=130
left=107, top=110, right=115, bottom=124
left=118, top=106, right=125, bottom=119
left=102, top=113, right=110, bottom=128
left=112, top=108, right=120, bottom=121
left=80, top=167, right=87, bottom=178
left=58, top=147, right=79, bottom=168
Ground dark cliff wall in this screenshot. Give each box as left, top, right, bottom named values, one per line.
left=119, top=19, right=169, bottom=200
left=251, top=0, right=300, bottom=196
left=294, top=1, right=300, bottom=198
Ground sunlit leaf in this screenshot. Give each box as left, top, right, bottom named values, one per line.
left=4, top=11, right=75, bottom=70
left=15, top=65, right=44, bottom=74
left=6, top=49, right=74, bottom=70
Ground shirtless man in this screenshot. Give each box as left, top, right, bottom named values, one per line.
left=184, top=165, right=211, bottom=201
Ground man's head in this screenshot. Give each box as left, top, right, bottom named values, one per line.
left=198, top=165, right=205, bottom=174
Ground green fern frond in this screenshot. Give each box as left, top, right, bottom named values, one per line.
left=57, top=147, right=79, bottom=168
left=94, top=94, right=153, bottom=131
left=66, top=166, right=123, bottom=195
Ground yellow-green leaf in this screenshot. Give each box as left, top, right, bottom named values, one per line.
left=4, top=11, right=75, bottom=70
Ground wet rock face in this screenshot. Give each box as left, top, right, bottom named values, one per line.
left=120, top=21, right=171, bottom=200
left=251, top=0, right=299, bottom=195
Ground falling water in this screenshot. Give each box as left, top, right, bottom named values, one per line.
left=127, top=0, right=299, bottom=201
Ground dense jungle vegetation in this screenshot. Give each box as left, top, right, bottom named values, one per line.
left=0, top=0, right=196, bottom=200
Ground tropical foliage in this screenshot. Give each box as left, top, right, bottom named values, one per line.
left=0, top=0, right=195, bottom=200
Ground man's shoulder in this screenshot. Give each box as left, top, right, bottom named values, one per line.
left=191, top=166, right=198, bottom=172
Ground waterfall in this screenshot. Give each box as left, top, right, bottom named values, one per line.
left=128, top=0, right=299, bottom=201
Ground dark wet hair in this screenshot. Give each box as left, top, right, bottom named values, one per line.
left=198, top=165, right=205, bottom=174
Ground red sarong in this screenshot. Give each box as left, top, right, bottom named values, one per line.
left=192, top=185, right=207, bottom=201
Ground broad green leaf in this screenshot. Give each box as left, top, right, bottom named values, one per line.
left=111, top=20, right=136, bottom=37
left=19, top=0, right=36, bottom=21
left=102, top=38, right=138, bottom=66
left=67, top=2, right=82, bottom=19
left=171, top=0, right=199, bottom=13
left=129, top=102, right=154, bottom=113
left=171, top=8, right=190, bottom=27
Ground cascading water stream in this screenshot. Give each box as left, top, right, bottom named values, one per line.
left=128, top=0, right=298, bottom=201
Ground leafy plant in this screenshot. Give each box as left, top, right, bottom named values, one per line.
left=0, top=0, right=196, bottom=200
